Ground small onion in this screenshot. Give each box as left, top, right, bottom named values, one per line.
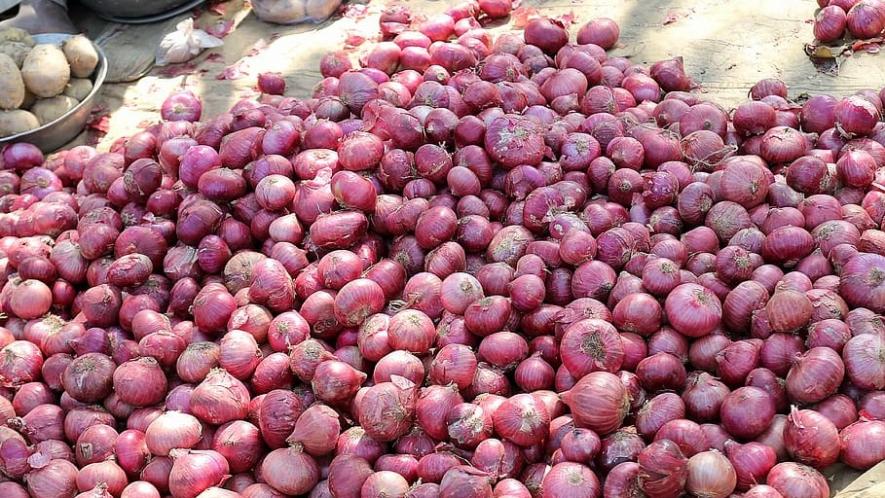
left=686, top=450, right=736, bottom=498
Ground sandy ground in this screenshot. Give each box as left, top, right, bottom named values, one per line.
left=75, top=0, right=885, bottom=149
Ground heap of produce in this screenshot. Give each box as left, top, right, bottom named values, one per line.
left=0, top=29, right=99, bottom=137
left=0, top=1, right=884, bottom=497
left=811, top=0, right=885, bottom=46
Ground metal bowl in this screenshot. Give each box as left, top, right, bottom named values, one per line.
left=0, top=33, right=107, bottom=153
left=80, top=0, right=206, bottom=24
left=78, top=0, right=201, bottom=21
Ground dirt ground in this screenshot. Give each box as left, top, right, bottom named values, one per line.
left=62, top=1, right=885, bottom=493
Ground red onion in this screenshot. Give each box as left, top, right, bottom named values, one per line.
left=161, top=91, right=202, bottom=122
left=145, top=411, right=202, bottom=456
left=835, top=95, right=879, bottom=136
left=766, top=462, right=829, bottom=498
left=358, top=376, right=417, bottom=442
left=560, top=319, right=624, bottom=377
left=492, top=393, right=550, bottom=447
left=439, top=466, right=493, bottom=497
left=561, top=372, right=629, bottom=434
left=540, top=462, right=600, bottom=497
left=115, top=430, right=149, bottom=475
left=75, top=424, right=118, bottom=466
left=725, top=441, right=777, bottom=491
left=720, top=387, right=775, bottom=439
left=664, top=283, right=722, bottom=337
left=785, top=347, right=845, bottom=404
left=191, top=369, right=250, bottom=425
left=783, top=407, right=840, bottom=469
left=312, top=360, right=367, bottom=404
left=813, top=6, right=848, bottom=42
left=842, top=333, right=885, bottom=390
left=112, top=357, right=167, bottom=407
left=27, top=459, right=79, bottom=498
left=638, top=439, right=688, bottom=498
left=62, top=353, right=115, bottom=403
left=76, top=460, right=128, bottom=496
left=636, top=352, right=687, bottom=392
left=681, top=372, right=729, bottom=422
left=841, top=420, right=885, bottom=470
left=686, top=451, right=736, bottom=498
left=168, top=449, right=229, bottom=498
left=654, top=419, right=707, bottom=457
left=210, top=420, right=262, bottom=474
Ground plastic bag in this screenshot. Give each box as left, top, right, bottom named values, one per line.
left=251, top=0, right=342, bottom=25
left=156, top=19, right=224, bottom=66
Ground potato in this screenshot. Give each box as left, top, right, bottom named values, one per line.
left=0, top=109, right=40, bottom=137
left=0, top=42, right=31, bottom=67
left=31, top=95, right=78, bottom=125
left=0, top=27, right=34, bottom=47
left=21, top=44, right=70, bottom=98
left=22, top=89, right=35, bottom=109
left=0, top=54, right=25, bottom=110
left=64, top=78, right=93, bottom=101
left=63, top=35, right=99, bottom=78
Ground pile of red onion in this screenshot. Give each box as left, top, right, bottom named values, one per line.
left=812, top=0, right=885, bottom=45
left=0, top=1, right=884, bottom=497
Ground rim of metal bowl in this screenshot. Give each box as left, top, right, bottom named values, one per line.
left=92, top=0, right=206, bottom=24
left=0, top=33, right=108, bottom=147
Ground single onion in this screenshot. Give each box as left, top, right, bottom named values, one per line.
left=686, top=451, right=736, bottom=498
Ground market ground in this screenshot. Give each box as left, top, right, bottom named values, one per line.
left=73, top=0, right=885, bottom=148
left=63, top=1, right=885, bottom=494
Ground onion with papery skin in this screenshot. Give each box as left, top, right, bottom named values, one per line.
left=288, top=403, right=340, bottom=457
left=560, top=318, right=624, bottom=376
left=190, top=369, right=250, bottom=425
left=76, top=460, right=128, bottom=496
left=540, top=462, right=600, bottom=498
left=561, top=371, right=629, bottom=435
left=766, top=462, right=829, bottom=498
left=439, top=465, right=493, bottom=498
left=168, top=449, right=229, bottom=498
left=145, top=411, right=202, bottom=456
left=112, top=357, right=167, bottom=407
left=358, top=376, right=417, bottom=442
left=27, top=459, right=79, bottom=498
left=840, top=420, right=885, bottom=470
left=638, top=439, right=688, bottom=498
left=720, top=386, right=775, bottom=439
left=492, top=393, right=550, bottom=447
left=725, top=440, right=777, bottom=491
left=842, top=333, right=885, bottom=390
left=785, top=347, right=845, bottom=404
left=62, top=353, right=115, bottom=403
left=664, top=283, right=722, bottom=337
left=783, top=407, right=840, bottom=469
left=212, top=420, right=262, bottom=474
left=686, top=450, right=736, bottom=498
left=261, top=447, right=319, bottom=495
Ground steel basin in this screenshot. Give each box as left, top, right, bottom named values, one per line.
left=77, top=0, right=195, bottom=19
left=0, top=33, right=107, bottom=153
